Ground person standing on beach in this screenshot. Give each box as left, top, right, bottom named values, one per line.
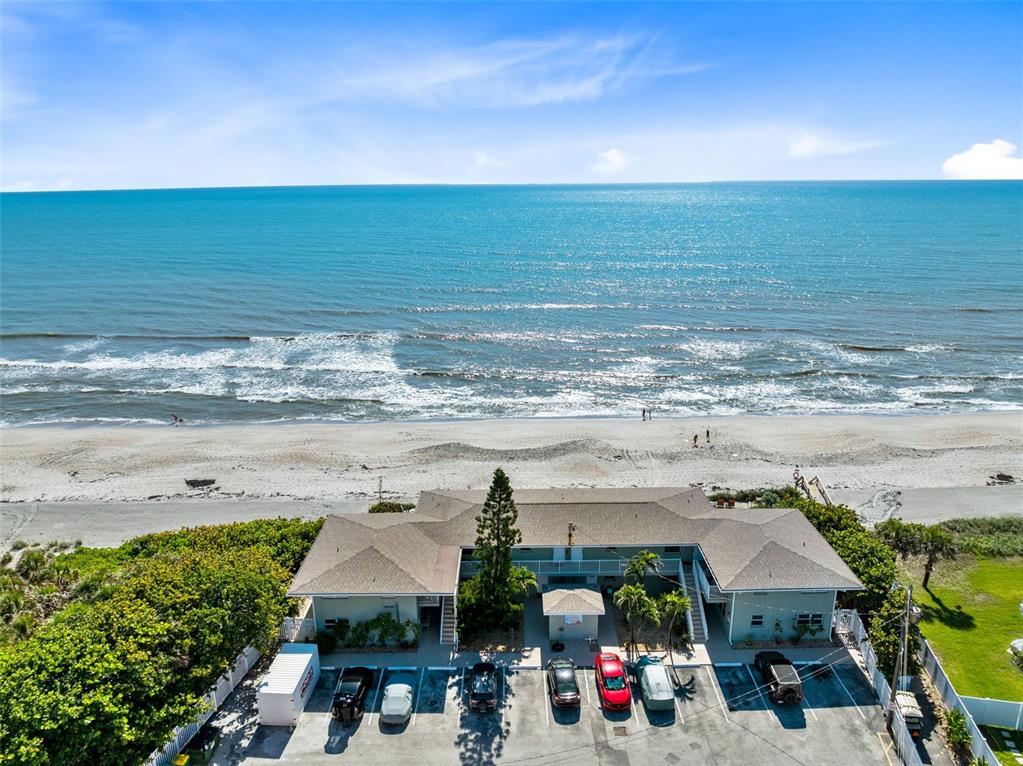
left=693, top=434, right=698, bottom=448
left=706, top=428, right=710, bottom=442
left=642, top=408, right=647, bottom=421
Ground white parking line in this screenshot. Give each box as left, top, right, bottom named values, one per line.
left=583, top=670, right=592, bottom=705
left=542, top=671, right=551, bottom=727
left=744, top=664, right=768, bottom=708
left=829, top=664, right=866, bottom=720
left=707, top=667, right=730, bottom=722
left=411, top=668, right=426, bottom=725
left=499, top=667, right=507, bottom=728
left=366, top=671, right=385, bottom=725
left=674, top=692, right=685, bottom=724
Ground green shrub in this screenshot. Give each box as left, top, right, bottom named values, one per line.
left=368, top=501, right=415, bottom=514
left=348, top=621, right=371, bottom=648
left=314, top=630, right=337, bottom=654
left=938, top=516, right=1023, bottom=557
left=332, top=618, right=350, bottom=642
left=944, top=708, right=971, bottom=752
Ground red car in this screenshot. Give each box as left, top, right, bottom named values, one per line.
left=595, top=653, right=631, bottom=711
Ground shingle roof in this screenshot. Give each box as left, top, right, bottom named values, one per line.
left=542, top=588, right=606, bottom=615
left=289, top=487, right=863, bottom=596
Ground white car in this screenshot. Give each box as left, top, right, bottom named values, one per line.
left=636, top=656, right=676, bottom=711
left=379, top=673, right=415, bottom=725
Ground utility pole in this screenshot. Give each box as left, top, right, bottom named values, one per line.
left=887, top=583, right=913, bottom=726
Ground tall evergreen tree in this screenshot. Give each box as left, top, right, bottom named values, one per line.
left=474, top=467, right=521, bottom=598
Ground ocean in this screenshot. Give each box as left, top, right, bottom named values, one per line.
left=1, top=182, right=1020, bottom=426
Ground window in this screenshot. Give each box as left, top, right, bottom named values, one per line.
left=324, top=619, right=337, bottom=630
left=796, top=613, right=824, bottom=627
left=664, top=546, right=681, bottom=553
left=750, top=615, right=764, bottom=627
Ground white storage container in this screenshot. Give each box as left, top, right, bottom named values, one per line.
left=256, top=643, right=320, bottom=726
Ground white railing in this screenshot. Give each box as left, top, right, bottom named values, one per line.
left=836, top=610, right=924, bottom=766
left=694, top=562, right=725, bottom=602
left=144, top=646, right=261, bottom=766
left=678, top=560, right=695, bottom=639
left=280, top=617, right=316, bottom=642
left=460, top=558, right=627, bottom=576
left=918, top=639, right=1003, bottom=763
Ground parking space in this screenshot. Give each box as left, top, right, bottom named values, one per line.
left=218, top=660, right=893, bottom=765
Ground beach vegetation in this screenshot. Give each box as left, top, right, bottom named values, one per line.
left=708, top=485, right=803, bottom=506
left=369, top=501, right=416, bottom=513
left=875, top=518, right=959, bottom=589
left=0, top=517, right=324, bottom=763
left=936, top=516, right=1023, bottom=558
left=457, top=468, right=536, bottom=641
left=0, top=547, right=291, bottom=766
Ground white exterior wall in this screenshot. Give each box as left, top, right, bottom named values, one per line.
left=548, top=614, right=599, bottom=641
left=726, top=590, right=837, bottom=644
left=311, top=595, right=419, bottom=632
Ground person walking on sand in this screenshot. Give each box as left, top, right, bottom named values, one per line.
left=706, top=428, right=710, bottom=442
left=642, top=408, right=647, bottom=421
left=693, top=434, right=698, bottom=448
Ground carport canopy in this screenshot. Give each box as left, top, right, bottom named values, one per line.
left=542, top=588, right=605, bottom=616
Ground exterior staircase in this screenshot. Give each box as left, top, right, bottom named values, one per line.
left=440, top=595, right=457, bottom=646
left=682, top=564, right=709, bottom=644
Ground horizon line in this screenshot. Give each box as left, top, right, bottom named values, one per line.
left=4, top=178, right=1019, bottom=194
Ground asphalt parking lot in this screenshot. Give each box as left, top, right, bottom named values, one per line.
left=218, top=660, right=893, bottom=766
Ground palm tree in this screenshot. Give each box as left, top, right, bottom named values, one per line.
left=614, top=583, right=659, bottom=659
left=920, top=527, right=957, bottom=589
left=624, top=550, right=661, bottom=589
left=507, top=565, right=538, bottom=599
left=659, top=590, right=693, bottom=666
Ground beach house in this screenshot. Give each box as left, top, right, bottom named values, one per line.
left=287, top=488, right=863, bottom=648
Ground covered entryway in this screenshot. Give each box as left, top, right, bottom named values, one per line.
left=542, top=588, right=605, bottom=641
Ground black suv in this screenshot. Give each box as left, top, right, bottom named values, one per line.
left=332, top=667, right=374, bottom=724
left=754, top=651, right=804, bottom=704
left=469, top=662, right=498, bottom=712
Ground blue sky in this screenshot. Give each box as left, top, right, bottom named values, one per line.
left=2, top=2, right=1021, bottom=189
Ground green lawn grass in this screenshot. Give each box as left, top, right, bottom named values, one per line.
left=901, top=556, right=1023, bottom=701
left=982, top=725, right=1023, bottom=766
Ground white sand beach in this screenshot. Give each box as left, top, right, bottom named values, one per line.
left=1, top=412, right=1020, bottom=549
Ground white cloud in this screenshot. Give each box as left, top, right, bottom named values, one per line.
left=471, top=150, right=501, bottom=170
left=789, top=130, right=884, bottom=158
left=592, top=148, right=628, bottom=175
left=339, top=34, right=707, bottom=110
left=942, top=139, right=1023, bottom=180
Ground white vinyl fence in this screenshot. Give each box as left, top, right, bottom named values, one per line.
left=961, top=695, right=1023, bottom=731
left=836, top=610, right=923, bottom=766
left=144, top=646, right=261, bottom=766
left=918, top=639, right=1005, bottom=761
left=280, top=616, right=316, bottom=642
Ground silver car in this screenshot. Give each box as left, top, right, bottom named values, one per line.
left=636, top=656, right=676, bottom=711
left=379, top=673, right=415, bottom=725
